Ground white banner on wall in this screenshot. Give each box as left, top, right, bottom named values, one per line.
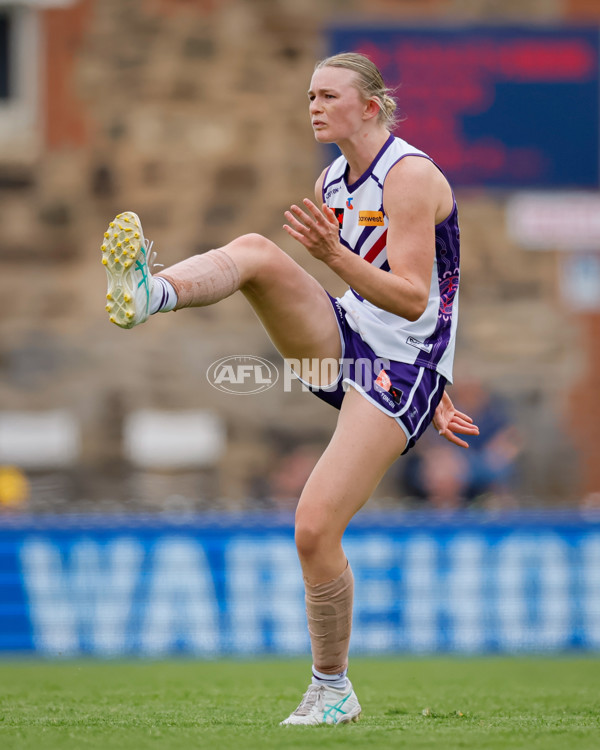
left=506, top=192, right=600, bottom=251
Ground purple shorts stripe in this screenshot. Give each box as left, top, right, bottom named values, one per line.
left=301, top=294, right=446, bottom=454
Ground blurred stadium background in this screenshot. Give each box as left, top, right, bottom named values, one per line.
left=1, top=0, right=600, bottom=658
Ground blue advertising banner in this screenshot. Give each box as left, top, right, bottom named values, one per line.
left=327, top=26, right=600, bottom=188
left=1, top=513, right=600, bottom=657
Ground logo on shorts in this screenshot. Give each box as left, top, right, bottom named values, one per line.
left=374, top=369, right=402, bottom=405
left=358, top=211, right=384, bottom=226
left=207, top=355, right=279, bottom=395
left=389, top=386, right=403, bottom=405
left=375, top=369, right=391, bottom=391
left=333, top=208, right=345, bottom=227
left=406, top=336, right=433, bottom=354
left=380, top=393, right=395, bottom=407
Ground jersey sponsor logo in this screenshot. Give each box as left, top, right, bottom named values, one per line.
left=389, top=385, right=403, bottom=405
left=325, top=186, right=341, bottom=201
left=333, top=208, right=344, bottom=227
left=374, top=369, right=403, bottom=405
left=380, top=392, right=395, bottom=408
left=358, top=211, right=384, bottom=226
left=346, top=197, right=354, bottom=210
left=375, top=369, right=391, bottom=391
left=406, top=336, right=433, bottom=354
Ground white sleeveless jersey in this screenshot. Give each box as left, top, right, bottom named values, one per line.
left=322, top=134, right=460, bottom=383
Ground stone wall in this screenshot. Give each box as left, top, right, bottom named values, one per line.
left=0, top=0, right=596, bottom=510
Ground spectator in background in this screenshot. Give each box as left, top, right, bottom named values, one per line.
left=459, top=378, right=522, bottom=506
left=267, top=444, right=322, bottom=511
left=246, top=431, right=325, bottom=512
left=402, top=378, right=522, bottom=509
left=409, top=440, right=470, bottom=511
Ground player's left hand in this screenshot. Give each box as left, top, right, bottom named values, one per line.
left=433, top=390, right=479, bottom=449
left=283, top=199, right=342, bottom=263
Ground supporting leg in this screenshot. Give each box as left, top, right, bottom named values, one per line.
left=295, top=388, right=408, bottom=673
left=281, top=389, right=407, bottom=725
left=304, top=562, right=354, bottom=675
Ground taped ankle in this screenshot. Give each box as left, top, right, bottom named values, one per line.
left=305, top=562, right=354, bottom=675
left=155, top=249, right=240, bottom=309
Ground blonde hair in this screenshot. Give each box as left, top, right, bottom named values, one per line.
left=314, top=52, right=399, bottom=129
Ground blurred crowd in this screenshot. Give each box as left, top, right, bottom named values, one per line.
left=0, top=374, right=592, bottom=515
left=398, top=379, right=523, bottom=511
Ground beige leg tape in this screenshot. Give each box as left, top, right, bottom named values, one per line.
left=156, top=249, right=240, bottom=309
left=305, top=562, right=354, bottom=675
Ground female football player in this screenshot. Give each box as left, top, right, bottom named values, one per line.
left=102, top=52, right=478, bottom=725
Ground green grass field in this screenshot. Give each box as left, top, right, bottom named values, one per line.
left=0, top=657, right=598, bottom=749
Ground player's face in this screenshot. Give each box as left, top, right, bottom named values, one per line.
left=308, top=67, right=368, bottom=144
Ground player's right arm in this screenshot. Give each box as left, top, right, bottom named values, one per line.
left=311, top=167, right=477, bottom=447
left=285, top=159, right=442, bottom=322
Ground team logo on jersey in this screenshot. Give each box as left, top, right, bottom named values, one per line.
left=333, top=208, right=344, bottom=227
left=358, top=211, right=384, bottom=226
left=439, top=271, right=459, bottom=321
left=346, top=197, right=354, bottom=210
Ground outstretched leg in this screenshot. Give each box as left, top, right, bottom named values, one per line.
left=102, top=212, right=342, bottom=379
left=281, top=387, right=408, bottom=725
left=158, top=232, right=342, bottom=368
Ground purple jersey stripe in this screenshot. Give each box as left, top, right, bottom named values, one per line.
left=415, top=202, right=460, bottom=369
left=351, top=200, right=386, bottom=257
left=353, top=224, right=377, bottom=256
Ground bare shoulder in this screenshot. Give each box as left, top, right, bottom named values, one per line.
left=386, top=154, right=447, bottom=189
left=384, top=155, right=453, bottom=222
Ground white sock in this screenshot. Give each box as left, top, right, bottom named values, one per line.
left=311, top=666, right=349, bottom=691
left=150, top=276, right=178, bottom=314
